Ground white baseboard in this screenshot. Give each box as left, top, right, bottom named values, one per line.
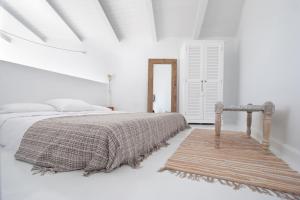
left=250, top=127, right=300, bottom=172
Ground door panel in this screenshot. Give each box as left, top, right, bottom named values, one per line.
left=204, top=81, right=219, bottom=121
left=187, top=44, right=204, bottom=80
left=204, top=43, right=223, bottom=121
left=185, top=81, right=204, bottom=122
left=185, top=44, right=205, bottom=122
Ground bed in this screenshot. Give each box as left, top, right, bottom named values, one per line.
left=0, top=109, right=188, bottom=175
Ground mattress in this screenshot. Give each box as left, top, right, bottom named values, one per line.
left=0, top=111, right=188, bottom=175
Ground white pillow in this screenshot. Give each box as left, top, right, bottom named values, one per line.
left=0, top=103, right=55, bottom=114
left=45, top=98, right=94, bottom=112
left=91, top=105, right=112, bottom=112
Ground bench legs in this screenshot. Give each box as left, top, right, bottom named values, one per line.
left=262, top=114, right=272, bottom=150
left=262, top=102, right=275, bottom=150
left=246, top=111, right=252, bottom=138
left=214, top=101, right=275, bottom=151
left=215, top=102, right=224, bottom=136
left=215, top=113, right=222, bottom=136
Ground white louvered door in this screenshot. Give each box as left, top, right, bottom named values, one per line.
left=184, top=44, right=205, bottom=123
left=203, top=42, right=224, bottom=122
left=182, top=41, right=223, bottom=123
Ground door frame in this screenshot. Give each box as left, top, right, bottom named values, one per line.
left=147, top=59, right=177, bottom=112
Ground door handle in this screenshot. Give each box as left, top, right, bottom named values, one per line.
left=201, top=80, right=204, bottom=92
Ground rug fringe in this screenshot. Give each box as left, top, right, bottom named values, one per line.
left=159, top=168, right=300, bottom=200
left=158, top=167, right=166, bottom=172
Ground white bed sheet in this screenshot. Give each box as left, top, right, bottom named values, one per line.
left=0, top=110, right=124, bottom=152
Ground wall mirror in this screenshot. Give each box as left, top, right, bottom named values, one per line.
left=147, top=59, right=177, bottom=113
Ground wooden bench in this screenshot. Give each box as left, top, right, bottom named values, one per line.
left=215, top=102, right=275, bottom=150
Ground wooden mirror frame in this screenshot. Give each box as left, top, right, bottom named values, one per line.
left=147, top=59, right=177, bottom=112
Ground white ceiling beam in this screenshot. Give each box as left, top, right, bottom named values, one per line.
left=192, top=0, right=208, bottom=39
left=0, top=1, right=47, bottom=42
left=96, top=0, right=120, bottom=42
left=45, top=0, right=83, bottom=42
left=0, top=32, right=12, bottom=43
left=145, top=0, right=157, bottom=42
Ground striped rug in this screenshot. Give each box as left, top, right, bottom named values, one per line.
left=159, top=129, right=300, bottom=200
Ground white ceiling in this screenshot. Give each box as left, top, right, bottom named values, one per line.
left=0, top=0, right=245, bottom=45
left=200, top=0, right=245, bottom=37
left=153, top=0, right=200, bottom=39
left=100, top=0, right=153, bottom=41
left=0, top=5, right=43, bottom=42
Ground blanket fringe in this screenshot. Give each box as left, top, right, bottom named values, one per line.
left=158, top=168, right=300, bottom=200
left=31, top=166, right=57, bottom=175
left=82, top=168, right=107, bottom=177
left=127, top=140, right=171, bottom=169
left=126, top=124, right=189, bottom=170
left=30, top=122, right=190, bottom=176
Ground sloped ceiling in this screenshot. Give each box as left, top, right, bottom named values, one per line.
left=0, top=0, right=116, bottom=44
left=99, top=0, right=153, bottom=41
left=200, top=0, right=245, bottom=38
left=0, top=0, right=245, bottom=45
left=153, top=0, right=200, bottom=39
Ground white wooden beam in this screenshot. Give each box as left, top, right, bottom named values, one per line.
left=0, top=1, right=47, bottom=42
left=192, top=0, right=208, bottom=39
left=96, top=0, right=120, bottom=42
left=146, top=0, right=157, bottom=42
left=45, top=0, right=83, bottom=42
left=0, top=32, right=12, bottom=43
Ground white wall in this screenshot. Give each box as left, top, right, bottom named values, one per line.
left=110, top=38, right=240, bottom=122
left=110, top=39, right=183, bottom=112
left=0, top=60, right=108, bottom=105
left=220, top=38, right=240, bottom=124
left=1, top=35, right=239, bottom=120
left=237, top=0, right=300, bottom=169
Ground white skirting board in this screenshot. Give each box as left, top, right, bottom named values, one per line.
left=236, top=123, right=300, bottom=172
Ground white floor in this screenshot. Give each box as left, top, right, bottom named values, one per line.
left=1, top=125, right=280, bottom=200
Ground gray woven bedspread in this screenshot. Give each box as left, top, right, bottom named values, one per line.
left=15, top=113, right=188, bottom=174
